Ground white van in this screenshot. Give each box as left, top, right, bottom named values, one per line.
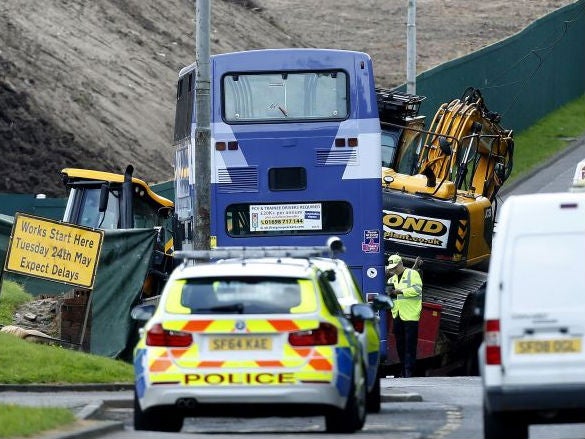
left=480, top=192, right=585, bottom=439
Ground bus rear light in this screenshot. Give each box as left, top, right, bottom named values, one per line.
left=288, top=322, right=338, bottom=346
left=335, top=138, right=346, bottom=147
left=146, top=323, right=193, bottom=347
left=228, top=141, right=239, bottom=150
left=215, top=142, right=226, bottom=151
left=348, top=137, right=358, bottom=147
left=485, top=319, right=501, bottom=365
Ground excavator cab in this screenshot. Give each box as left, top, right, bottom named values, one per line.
left=61, top=166, right=175, bottom=300
left=379, top=90, right=426, bottom=175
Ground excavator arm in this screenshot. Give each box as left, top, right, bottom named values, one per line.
left=417, top=87, right=514, bottom=202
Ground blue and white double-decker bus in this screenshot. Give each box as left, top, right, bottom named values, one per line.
left=173, top=48, right=387, bottom=350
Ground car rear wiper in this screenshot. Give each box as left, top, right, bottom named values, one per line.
left=192, top=303, right=245, bottom=314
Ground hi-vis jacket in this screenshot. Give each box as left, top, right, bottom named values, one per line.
left=388, top=268, right=423, bottom=321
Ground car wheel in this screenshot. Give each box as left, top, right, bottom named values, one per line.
left=325, top=365, right=367, bottom=433
left=134, top=390, right=183, bottom=432
left=483, top=402, right=528, bottom=439
left=366, top=372, right=381, bottom=413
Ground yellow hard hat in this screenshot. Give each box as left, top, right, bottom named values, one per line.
left=387, top=254, right=402, bottom=269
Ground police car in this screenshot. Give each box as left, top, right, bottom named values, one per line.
left=309, top=257, right=381, bottom=413
left=131, top=246, right=375, bottom=433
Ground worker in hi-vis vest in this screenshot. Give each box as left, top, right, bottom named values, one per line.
left=386, top=254, right=423, bottom=378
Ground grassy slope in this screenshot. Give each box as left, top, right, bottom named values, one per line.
left=508, top=95, right=585, bottom=183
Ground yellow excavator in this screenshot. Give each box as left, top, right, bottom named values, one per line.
left=377, top=87, right=514, bottom=374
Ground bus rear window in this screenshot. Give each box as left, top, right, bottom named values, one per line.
left=223, top=71, right=348, bottom=122
left=226, top=201, right=352, bottom=236
left=269, top=167, right=306, bottom=191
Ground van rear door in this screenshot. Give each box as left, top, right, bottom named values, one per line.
left=499, top=195, right=585, bottom=387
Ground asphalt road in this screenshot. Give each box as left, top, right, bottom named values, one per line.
left=2, top=377, right=583, bottom=438
left=498, top=136, right=585, bottom=202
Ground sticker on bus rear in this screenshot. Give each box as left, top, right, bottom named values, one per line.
left=362, top=229, right=380, bottom=253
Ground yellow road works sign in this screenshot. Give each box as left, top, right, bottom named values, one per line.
left=4, top=213, right=104, bottom=289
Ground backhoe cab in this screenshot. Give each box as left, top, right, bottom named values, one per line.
left=61, top=165, right=175, bottom=300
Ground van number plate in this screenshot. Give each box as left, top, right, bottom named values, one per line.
left=209, top=337, right=272, bottom=351
left=514, top=339, right=582, bottom=354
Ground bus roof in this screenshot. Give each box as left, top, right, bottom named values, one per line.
left=178, top=48, right=372, bottom=77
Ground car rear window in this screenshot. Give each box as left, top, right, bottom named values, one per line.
left=165, top=276, right=318, bottom=314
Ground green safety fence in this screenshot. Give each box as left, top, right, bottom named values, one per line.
left=409, top=0, right=585, bottom=132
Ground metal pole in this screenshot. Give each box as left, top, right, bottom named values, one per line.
left=194, top=0, right=211, bottom=251
left=406, top=0, right=417, bottom=94
left=78, top=289, right=91, bottom=351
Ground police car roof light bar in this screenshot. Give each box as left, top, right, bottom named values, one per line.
left=174, top=246, right=336, bottom=263
left=173, top=237, right=345, bottom=263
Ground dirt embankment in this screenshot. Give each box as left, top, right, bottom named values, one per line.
left=0, top=0, right=574, bottom=196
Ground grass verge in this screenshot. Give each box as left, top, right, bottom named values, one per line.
left=0, top=280, right=31, bottom=325
left=507, top=94, right=585, bottom=184
left=0, top=332, right=134, bottom=384
left=0, top=281, right=133, bottom=384
left=0, top=281, right=133, bottom=438
left=0, top=404, right=76, bottom=438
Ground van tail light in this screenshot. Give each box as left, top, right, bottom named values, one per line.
left=146, top=323, right=193, bottom=347
left=288, top=322, right=338, bottom=346
left=485, top=319, right=501, bottom=365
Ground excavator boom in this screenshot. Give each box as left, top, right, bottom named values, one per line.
left=418, top=87, right=514, bottom=202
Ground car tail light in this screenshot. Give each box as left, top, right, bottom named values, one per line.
left=146, top=323, right=193, bottom=347
left=288, top=322, right=338, bottom=346
left=485, top=319, right=501, bottom=365
left=351, top=318, right=365, bottom=333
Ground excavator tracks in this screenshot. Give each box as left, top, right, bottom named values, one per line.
left=421, top=269, right=486, bottom=340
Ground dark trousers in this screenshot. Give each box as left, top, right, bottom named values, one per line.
left=393, top=316, right=419, bottom=377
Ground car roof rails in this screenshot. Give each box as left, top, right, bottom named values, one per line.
left=173, top=237, right=346, bottom=264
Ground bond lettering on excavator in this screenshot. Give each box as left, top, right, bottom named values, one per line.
left=383, top=213, right=447, bottom=236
